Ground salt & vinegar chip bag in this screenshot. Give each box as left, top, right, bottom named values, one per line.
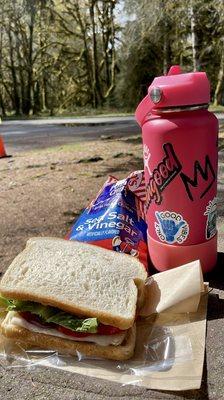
left=66, top=172, right=148, bottom=271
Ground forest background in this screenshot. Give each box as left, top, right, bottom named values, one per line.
left=0, top=0, right=223, bottom=117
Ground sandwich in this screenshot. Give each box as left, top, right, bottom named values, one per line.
left=0, top=237, right=147, bottom=360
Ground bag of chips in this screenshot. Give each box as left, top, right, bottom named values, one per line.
left=66, top=171, right=148, bottom=271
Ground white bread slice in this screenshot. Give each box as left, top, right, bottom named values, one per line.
left=0, top=312, right=136, bottom=361
left=0, top=237, right=147, bottom=330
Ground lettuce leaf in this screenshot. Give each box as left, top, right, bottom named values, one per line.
left=47, top=312, right=98, bottom=333
left=0, top=295, right=14, bottom=311
left=8, top=300, right=56, bottom=320
left=0, top=297, right=98, bottom=333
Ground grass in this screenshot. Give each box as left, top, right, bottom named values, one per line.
left=219, top=122, right=224, bottom=137
left=209, top=104, right=224, bottom=113
left=2, top=104, right=223, bottom=121
left=2, top=107, right=133, bottom=121
left=1, top=104, right=224, bottom=120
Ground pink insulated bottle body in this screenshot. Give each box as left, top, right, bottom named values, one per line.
left=143, top=109, right=218, bottom=272
left=136, top=66, right=218, bottom=273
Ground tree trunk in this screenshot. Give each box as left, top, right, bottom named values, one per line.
left=0, top=92, right=6, bottom=116
left=103, top=1, right=116, bottom=98
left=100, top=2, right=110, bottom=88
left=27, top=9, right=35, bottom=115
left=73, top=1, right=94, bottom=107
left=214, top=41, right=224, bottom=105
left=189, top=0, right=200, bottom=71
left=38, top=0, right=47, bottom=112
left=8, top=29, right=21, bottom=115
left=15, top=29, right=26, bottom=114
left=89, top=0, right=102, bottom=108
left=163, top=23, right=172, bottom=75
left=160, top=0, right=171, bottom=75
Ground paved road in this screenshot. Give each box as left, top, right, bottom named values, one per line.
left=1, top=113, right=223, bottom=153
left=1, top=116, right=138, bottom=153
left=2, top=115, right=135, bottom=125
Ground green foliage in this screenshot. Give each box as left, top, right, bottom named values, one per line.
left=0, top=0, right=120, bottom=115
left=115, top=0, right=224, bottom=108
left=115, top=37, right=162, bottom=109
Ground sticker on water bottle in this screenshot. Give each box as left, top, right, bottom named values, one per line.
left=204, top=197, right=217, bottom=240
left=155, top=211, right=189, bottom=244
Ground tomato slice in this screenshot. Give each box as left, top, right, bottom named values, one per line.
left=97, top=324, right=123, bottom=335
left=58, top=324, right=123, bottom=337
left=19, top=312, right=124, bottom=337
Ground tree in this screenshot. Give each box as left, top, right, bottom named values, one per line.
left=0, top=0, right=223, bottom=115
left=189, top=0, right=200, bottom=71
left=54, top=0, right=119, bottom=109
left=213, top=0, right=224, bottom=104
left=115, top=0, right=176, bottom=109
left=0, top=0, right=57, bottom=115
left=116, top=0, right=224, bottom=107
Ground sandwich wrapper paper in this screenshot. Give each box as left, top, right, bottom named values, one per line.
left=0, top=259, right=207, bottom=391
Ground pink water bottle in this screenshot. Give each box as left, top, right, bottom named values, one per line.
left=135, top=66, right=218, bottom=273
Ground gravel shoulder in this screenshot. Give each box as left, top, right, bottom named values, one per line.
left=0, top=136, right=144, bottom=272
left=0, top=135, right=224, bottom=400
